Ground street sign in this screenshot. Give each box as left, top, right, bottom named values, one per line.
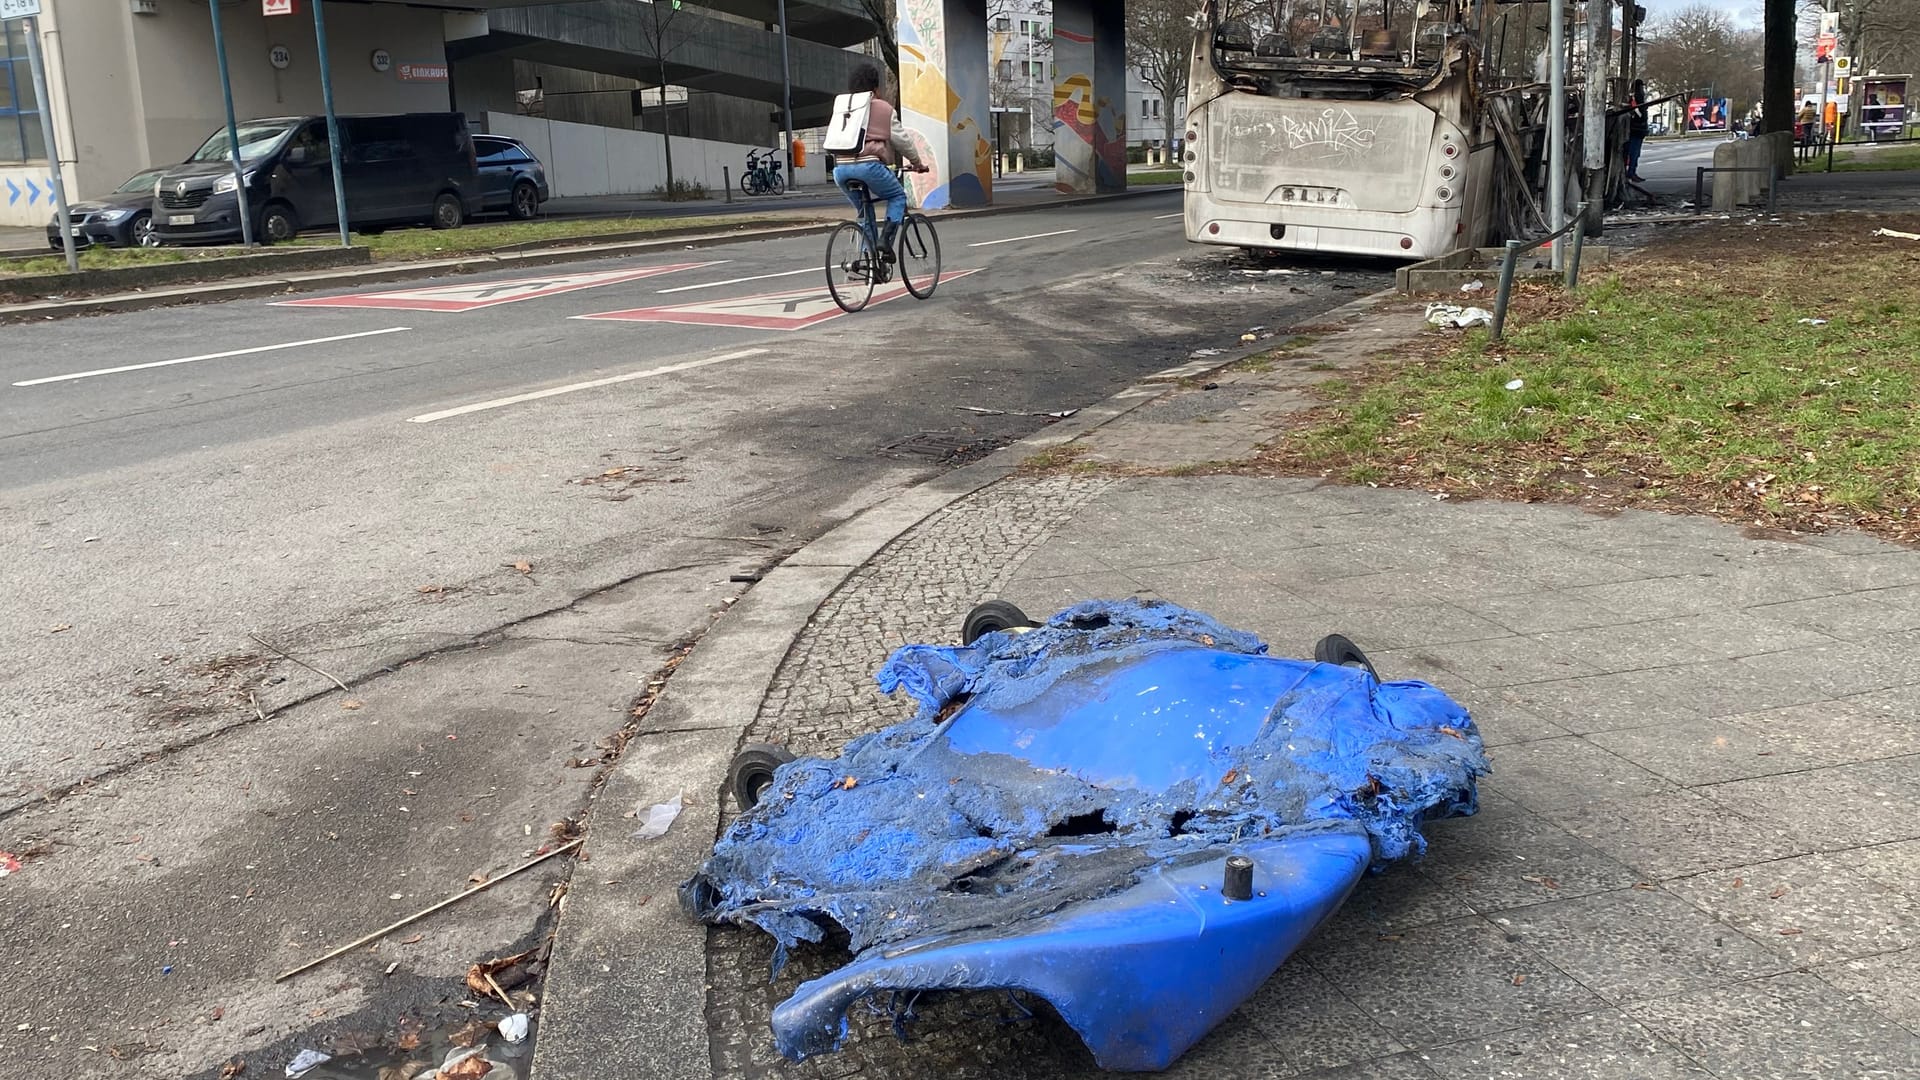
left=0, top=0, right=42, bottom=21
left=397, top=62, right=449, bottom=82
left=263, top=0, right=296, bottom=15
left=575, top=271, right=979, bottom=331
left=276, top=265, right=715, bottom=312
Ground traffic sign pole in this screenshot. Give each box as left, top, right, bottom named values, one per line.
left=311, top=0, right=351, bottom=246
left=206, top=0, right=256, bottom=246
left=17, top=15, right=75, bottom=272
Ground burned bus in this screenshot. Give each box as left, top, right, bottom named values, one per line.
left=1183, top=0, right=1568, bottom=261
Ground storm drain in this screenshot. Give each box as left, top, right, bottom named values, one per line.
left=881, top=431, right=1013, bottom=466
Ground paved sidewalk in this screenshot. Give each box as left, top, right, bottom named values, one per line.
left=539, top=299, right=1920, bottom=1079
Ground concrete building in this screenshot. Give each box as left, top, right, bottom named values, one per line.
left=985, top=0, right=1184, bottom=159
left=0, top=0, right=874, bottom=229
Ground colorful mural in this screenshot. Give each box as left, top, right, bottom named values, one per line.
left=897, top=0, right=993, bottom=208
left=1051, top=8, right=1127, bottom=195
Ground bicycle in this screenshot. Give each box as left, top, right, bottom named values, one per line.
left=740, top=149, right=787, bottom=196
left=825, top=165, right=942, bottom=314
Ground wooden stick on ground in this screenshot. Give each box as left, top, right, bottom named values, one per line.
left=247, top=631, right=353, bottom=695
left=274, top=839, right=585, bottom=983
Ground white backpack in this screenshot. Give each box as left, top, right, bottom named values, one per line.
left=823, top=92, right=873, bottom=154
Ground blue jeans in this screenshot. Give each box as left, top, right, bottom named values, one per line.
left=834, top=161, right=907, bottom=229
left=1625, top=135, right=1645, bottom=177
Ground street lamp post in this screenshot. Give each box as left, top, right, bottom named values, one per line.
left=777, top=0, right=797, bottom=189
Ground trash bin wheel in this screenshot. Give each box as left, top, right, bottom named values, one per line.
left=730, top=743, right=796, bottom=809
left=961, top=601, right=1036, bottom=645
left=1314, top=633, right=1380, bottom=681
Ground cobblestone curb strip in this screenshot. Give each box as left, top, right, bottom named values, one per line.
left=526, top=290, right=1399, bottom=1080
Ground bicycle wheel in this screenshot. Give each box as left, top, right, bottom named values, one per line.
left=898, top=213, right=942, bottom=299
left=741, top=170, right=757, bottom=195
left=769, top=169, right=787, bottom=195
left=825, top=222, right=877, bottom=313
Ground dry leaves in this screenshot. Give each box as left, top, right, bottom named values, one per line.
left=207, top=1006, right=224, bottom=1022
left=219, top=1061, right=246, bottom=1079
left=399, top=933, right=423, bottom=945
left=512, top=561, right=533, bottom=574
left=341, top=700, right=364, bottom=711
left=49, top=624, right=71, bottom=634
left=838, top=776, right=859, bottom=791
left=465, top=949, right=536, bottom=997
left=1769, top=886, right=1790, bottom=900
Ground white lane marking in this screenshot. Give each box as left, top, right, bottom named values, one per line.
left=406, top=348, right=770, bottom=424
left=655, top=267, right=816, bottom=294
left=967, top=228, right=1079, bottom=248
left=1154, top=212, right=1184, bottom=220
left=12, top=327, right=414, bottom=386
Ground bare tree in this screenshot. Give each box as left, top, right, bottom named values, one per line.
left=635, top=0, right=694, bottom=193
left=1641, top=4, right=1763, bottom=109
left=1127, top=0, right=1201, bottom=148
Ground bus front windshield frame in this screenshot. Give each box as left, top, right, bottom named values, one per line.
left=1205, top=0, right=1466, bottom=88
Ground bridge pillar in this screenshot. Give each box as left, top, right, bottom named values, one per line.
left=1052, top=0, right=1127, bottom=195
left=897, top=0, right=993, bottom=208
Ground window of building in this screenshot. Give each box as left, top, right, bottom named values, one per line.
left=0, top=21, right=47, bottom=164
left=994, top=15, right=1010, bottom=31
left=1152, top=99, right=1162, bottom=118
left=1028, top=60, right=1044, bottom=77
left=1019, top=19, right=1030, bottom=34
left=998, top=59, right=1014, bottom=81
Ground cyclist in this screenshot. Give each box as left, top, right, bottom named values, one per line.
left=831, top=63, right=929, bottom=259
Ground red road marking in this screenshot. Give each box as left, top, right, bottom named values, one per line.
left=274, top=263, right=717, bottom=313
left=572, top=269, right=980, bottom=331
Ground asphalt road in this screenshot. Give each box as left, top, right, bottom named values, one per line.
left=0, top=191, right=1396, bottom=1079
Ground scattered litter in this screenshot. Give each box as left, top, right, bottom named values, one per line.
left=1796, top=318, right=1828, bottom=326
left=1240, top=333, right=1258, bottom=343
left=498, top=1013, right=530, bottom=1044
left=956, top=405, right=1005, bottom=415
left=1202, top=382, right=1220, bottom=391
left=285, top=1050, right=331, bottom=1078
left=0, top=853, right=22, bottom=877
left=633, top=795, right=684, bottom=840
left=1505, top=379, right=1525, bottom=391
left=440, top=1047, right=494, bottom=1079
left=1873, top=227, right=1920, bottom=240
left=1237, top=268, right=1298, bottom=276
left=1460, top=280, right=1485, bottom=293
left=1189, top=348, right=1223, bottom=358
left=728, top=573, right=763, bottom=583
left=1424, top=302, right=1493, bottom=329
left=1044, top=409, right=1079, bottom=420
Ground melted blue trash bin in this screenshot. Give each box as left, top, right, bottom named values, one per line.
left=682, top=599, right=1488, bottom=1071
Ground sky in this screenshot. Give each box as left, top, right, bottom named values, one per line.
left=1636, top=0, right=1764, bottom=30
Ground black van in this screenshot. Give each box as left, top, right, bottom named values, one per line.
left=152, top=113, right=482, bottom=245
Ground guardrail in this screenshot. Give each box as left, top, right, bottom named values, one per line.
left=1490, top=200, right=1590, bottom=342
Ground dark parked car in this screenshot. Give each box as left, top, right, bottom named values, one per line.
left=151, top=113, right=482, bottom=245
left=46, top=168, right=168, bottom=249
left=474, top=135, right=549, bottom=219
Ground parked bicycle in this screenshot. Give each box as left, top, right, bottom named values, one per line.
left=825, top=164, right=941, bottom=314
left=741, top=149, right=787, bottom=196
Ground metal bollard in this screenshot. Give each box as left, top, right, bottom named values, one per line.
left=724, top=166, right=732, bottom=204
left=1490, top=239, right=1523, bottom=342
left=1566, top=217, right=1586, bottom=289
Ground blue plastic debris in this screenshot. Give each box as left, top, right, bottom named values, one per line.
left=683, top=599, right=1488, bottom=1071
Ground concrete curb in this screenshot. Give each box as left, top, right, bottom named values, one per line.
left=0, top=187, right=1179, bottom=324
left=524, top=282, right=1393, bottom=1080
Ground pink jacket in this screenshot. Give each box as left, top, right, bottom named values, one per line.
left=852, top=98, right=924, bottom=168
